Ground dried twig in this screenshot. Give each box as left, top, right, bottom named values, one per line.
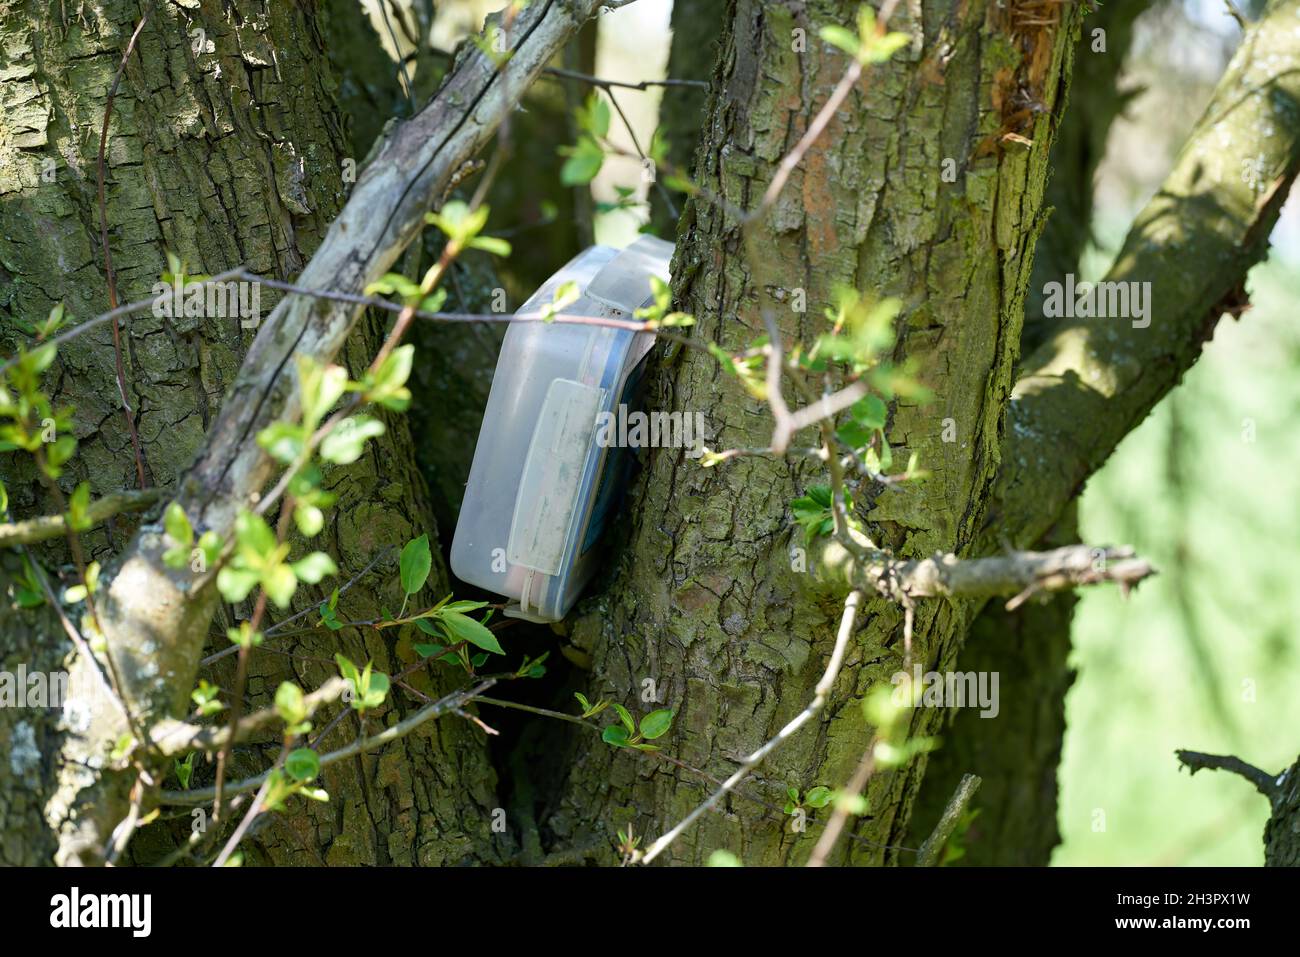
left=97, top=11, right=150, bottom=490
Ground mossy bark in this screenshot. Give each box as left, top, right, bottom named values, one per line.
left=0, top=0, right=501, bottom=864
left=544, top=0, right=1083, bottom=865
left=908, top=0, right=1149, bottom=865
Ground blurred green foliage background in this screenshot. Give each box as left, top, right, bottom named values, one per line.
left=1057, top=0, right=1300, bottom=865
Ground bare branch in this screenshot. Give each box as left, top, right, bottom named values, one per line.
left=1176, top=750, right=1279, bottom=800
left=811, top=538, right=1155, bottom=607
left=0, top=488, right=161, bottom=548
left=916, top=773, right=982, bottom=866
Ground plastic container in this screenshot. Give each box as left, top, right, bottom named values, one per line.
left=450, top=234, right=674, bottom=622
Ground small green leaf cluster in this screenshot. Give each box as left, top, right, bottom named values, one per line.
left=819, top=6, right=912, bottom=65
left=334, top=654, right=390, bottom=713
left=634, top=276, right=694, bottom=329
left=708, top=336, right=769, bottom=400
left=863, top=683, right=938, bottom=770
left=600, top=703, right=674, bottom=752
left=789, top=484, right=866, bottom=543
left=0, top=305, right=74, bottom=500
left=560, top=93, right=610, bottom=186
left=215, top=510, right=337, bottom=611
left=784, top=785, right=833, bottom=815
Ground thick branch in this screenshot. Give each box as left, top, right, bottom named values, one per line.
left=0, top=489, right=160, bottom=547
left=809, top=535, right=1154, bottom=608
left=990, top=0, right=1300, bottom=551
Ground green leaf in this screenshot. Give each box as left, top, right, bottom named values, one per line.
left=804, top=785, right=833, bottom=808
left=285, top=747, right=321, bottom=782
left=164, top=501, right=193, bottom=547
left=819, top=24, right=861, bottom=58
left=291, top=551, right=337, bottom=584
left=43, top=434, right=76, bottom=477
left=68, top=482, right=91, bottom=532
left=216, top=566, right=260, bottom=603
left=296, top=357, right=348, bottom=428
left=612, top=702, right=635, bottom=735
left=440, top=599, right=489, bottom=614
left=226, top=622, right=263, bottom=649
left=368, top=345, right=414, bottom=412
left=849, top=394, right=888, bottom=430
left=294, top=503, right=324, bottom=537
left=601, top=724, right=630, bottom=748
left=257, top=422, right=307, bottom=466
left=413, top=617, right=442, bottom=637
left=419, top=288, right=448, bottom=314
left=426, top=200, right=490, bottom=245
left=319, top=415, right=385, bottom=465
left=361, top=670, right=390, bottom=709
left=578, top=92, right=611, bottom=138
left=275, top=681, right=306, bottom=726
left=864, top=30, right=911, bottom=64
left=468, top=236, right=512, bottom=258
left=365, top=273, right=422, bottom=301
left=399, top=533, right=432, bottom=596
left=197, top=530, right=223, bottom=568
left=174, top=753, right=195, bottom=790
left=835, top=421, right=873, bottom=451
left=263, top=563, right=298, bottom=609
left=638, top=708, right=674, bottom=740
left=560, top=136, right=605, bottom=186
left=438, top=610, right=504, bottom=655
left=334, top=654, right=360, bottom=687
left=233, top=509, right=277, bottom=559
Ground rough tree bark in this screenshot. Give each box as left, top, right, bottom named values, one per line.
left=908, top=0, right=1150, bottom=865
left=545, top=0, right=1085, bottom=865
left=5, top=0, right=1298, bottom=869
left=0, top=0, right=501, bottom=865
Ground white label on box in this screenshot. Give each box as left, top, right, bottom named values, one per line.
left=508, top=378, right=605, bottom=576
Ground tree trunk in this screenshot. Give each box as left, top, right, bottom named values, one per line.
left=544, top=0, right=1083, bottom=865
left=0, top=0, right=500, bottom=865
left=908, top=0, right=1149, bottom=865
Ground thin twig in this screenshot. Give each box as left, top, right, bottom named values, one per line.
left=97, top=11, right=150, bottom=490
left=640, top=589, right=864, bottom=864
left=806, top=736, right=878, bottom=867
left=544, top=66, right=708, bottom=91
left=158, top=679, right=497, bottom=805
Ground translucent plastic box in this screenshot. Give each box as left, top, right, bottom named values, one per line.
left=450, top=235, right=674, bottom=622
